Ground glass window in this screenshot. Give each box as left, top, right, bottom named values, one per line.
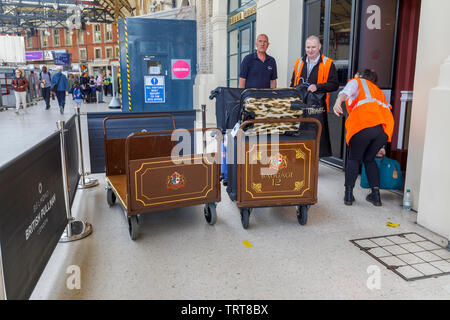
left=229, top=55, right=238, bottom=79
left=41, top=31, right=49, bottom=47
left=94, top=48, right=102, bottom=59
left=229, top=29, right=238, bottom=55
left=305, top=0, right=325, bottom=45
left=328, top=0, right=352, bottom=86
left=229, top=0, right=239, bottom=13
left=105, top=24, right=113, bottom=42
left=77, top=30, right=84, bottom=45
left=94, top=24, right=102, bottom=42
left=240, top=27, right=250, bottom=56
left=65, top=29, right=73, bottom=45
left=79, top=48, right=87, bottom=60
left=106, top=47, right=113, bottom=59
left=115, top=46, right=119, bottom=58
left=26, top=36, right=33, bottom=48
left=53, top=29, right=60, bottom=46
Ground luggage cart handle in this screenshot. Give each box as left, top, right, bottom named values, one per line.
left=103, top=114, right=177, bottom=139
left=239, top=117, right=322, bottom=142
left=125, top=127, right=223, bottom=162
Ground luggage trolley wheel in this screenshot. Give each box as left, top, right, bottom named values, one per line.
left=128, top=215, right=140, bottom=240
left=240, top=208, right=251, bottom=229
left=296, top=205, right=309, bottom=225
left=204, top=203, right=217, bottom=225
left=106, top=187, right=116, bottom=207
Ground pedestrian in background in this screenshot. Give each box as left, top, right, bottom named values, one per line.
left=68, top=74, right=75, bottom=94
left=51, top=66, right=69, bottom=114
left=333, top=69, right=394, bottom=207
left=11, top=68, right=29, bottom=114
left=72, top=79, right=85, bottom=109
left=96, top=72, right=105, bottom=103
left=39, top=66, right=52, bottom=109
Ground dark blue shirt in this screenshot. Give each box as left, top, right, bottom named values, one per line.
left=239, top=52, right=277, bottom=89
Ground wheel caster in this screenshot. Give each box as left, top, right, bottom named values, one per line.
left=240, top=208, right=251, bottom=229
left=106, top=188, right=116, bottom=206
left=128, top=215, right=139, bottom=240
left=296, top=205, right=308, bottom=225
left=204, top=203, right=217, bottom=225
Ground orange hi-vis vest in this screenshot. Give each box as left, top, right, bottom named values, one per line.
left=293, top=54, right=333, bottom=111
left=344, top=78, right=395, bottom=145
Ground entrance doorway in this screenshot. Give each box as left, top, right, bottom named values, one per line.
left=303, top=0, right=400, bottom=170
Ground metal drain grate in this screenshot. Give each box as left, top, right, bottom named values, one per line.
left=350, top=232, right=450, bottom=281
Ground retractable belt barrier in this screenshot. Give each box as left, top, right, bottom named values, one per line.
left=0, top=114, right=92, bottom=299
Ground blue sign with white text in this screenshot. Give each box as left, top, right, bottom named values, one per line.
left=145, top=76, right=165, bottom=103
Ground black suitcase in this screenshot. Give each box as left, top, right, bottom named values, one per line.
left=294, top=84, right=332, bottom=158
left=209, top=87, right=245, bottom=132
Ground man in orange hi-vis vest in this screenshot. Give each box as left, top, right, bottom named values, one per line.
left=290, top=36, right=339, bottom=106
left=333, top=69, right=394, bottom=208
left=290, top=35, right=339, bottom=158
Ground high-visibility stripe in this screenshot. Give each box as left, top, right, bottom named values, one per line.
left=353, top=79, right=391, bottom=110
left=295, top=58, right=303, bottom=85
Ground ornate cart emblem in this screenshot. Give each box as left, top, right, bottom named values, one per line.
left=167, top=172, right=186, bottom=190
left=269, top=153, right=288, bottom=171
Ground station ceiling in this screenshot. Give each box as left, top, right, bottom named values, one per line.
left=0, top=0, right=135, bottom=34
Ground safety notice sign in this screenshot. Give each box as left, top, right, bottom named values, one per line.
left=144, top=76, right=165, bottom=103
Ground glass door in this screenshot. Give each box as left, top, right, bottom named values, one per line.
left=227, top=23, right=255, bottom=87
left=304, top=0, right=355, bottom=169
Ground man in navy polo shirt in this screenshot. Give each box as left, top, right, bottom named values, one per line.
left=239, top=34, right=277, bottom=89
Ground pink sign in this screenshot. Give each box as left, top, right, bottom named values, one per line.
left=172, top=59, right=191, bottom=79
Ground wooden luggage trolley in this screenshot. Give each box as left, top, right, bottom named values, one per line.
left=103, top=114, right=222, bottom=240
left=234, top=118, right=322, bottom=229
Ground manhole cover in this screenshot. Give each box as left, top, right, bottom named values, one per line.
left=350, top=232, right=450, bottom=281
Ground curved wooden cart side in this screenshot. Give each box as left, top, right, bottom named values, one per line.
left=103, top=114, right=177, bottom=240
left=236, top=117, right=322, bottom=229
left=102, top=114, right=176, bottom=177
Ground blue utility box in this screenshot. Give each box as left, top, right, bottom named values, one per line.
left=118, top=17, right=197, bottom=112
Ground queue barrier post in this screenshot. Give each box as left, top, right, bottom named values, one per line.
left=75, top=106, right=99, bottom=189
left=57, top=120, right=93, bottom=243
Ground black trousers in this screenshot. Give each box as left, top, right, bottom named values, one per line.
left=41, top=86, right=51, bottom=108
left=345, top=125, right=388, bottom=188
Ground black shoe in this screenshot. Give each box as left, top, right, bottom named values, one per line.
left=366, top=187, right=382, bottom=206
left=45, top=106, right=50, bottom=110
left=344, top=185, right=355, bottom=205
left=59, top=107, right=64, bottom=115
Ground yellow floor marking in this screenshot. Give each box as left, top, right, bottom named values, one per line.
left=386, top=222, right=400, bottom=228
left=242, top=240, right=253, bottom=248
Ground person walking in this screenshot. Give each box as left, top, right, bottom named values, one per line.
left=11, top=68, right=29, bottom=114
left=72, top=80, right=85, bottom=109
left=51, top=66, right=69, bottom=114
left=333, top=69, right=394, bottom=207
left=96, top=72, right=105, bottom=103
left=239, top=34, right=277, bottom=89
left=103, top=73, right=111, bottom=96
left=39, top=66, right=52, bottom=109
left=68, top=74, right=75, bottom=94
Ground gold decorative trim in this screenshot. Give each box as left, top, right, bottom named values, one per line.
left=244, top=142, right=312, bottom=199
left=252, top=183, right=262, bottom=193
left=133, top=156, right=215, bottom=206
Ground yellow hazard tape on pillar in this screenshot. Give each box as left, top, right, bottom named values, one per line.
left=116, top=21, right=122, bottom=110
left=124, top=19, right=131, bottom=111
